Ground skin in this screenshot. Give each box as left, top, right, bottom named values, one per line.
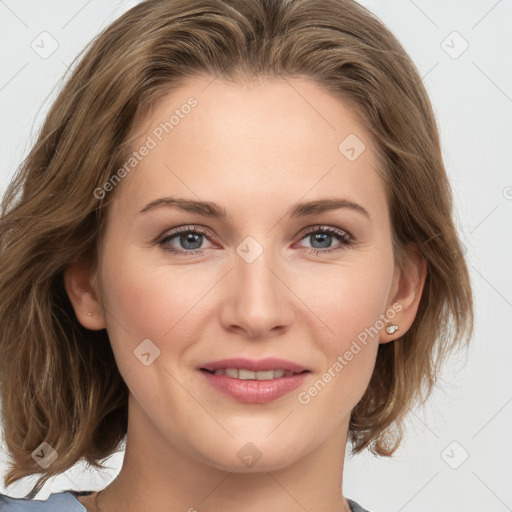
left=65, top=75, right=426, bottom=512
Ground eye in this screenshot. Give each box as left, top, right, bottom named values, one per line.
left=158, top=224, right=354, bottom=256
left=158, top=225, right=215, bottom=255
left=295, top=225, right=354, bottom=255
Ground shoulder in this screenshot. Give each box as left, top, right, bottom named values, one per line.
left=0, top=490, right=88, bottom=511
left=347, top=497, right=374, bottom=512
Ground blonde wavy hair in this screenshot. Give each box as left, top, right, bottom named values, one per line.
left=0, top=0, right=473, bottom=498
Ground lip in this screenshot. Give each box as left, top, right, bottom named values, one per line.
left=199, top=358, right=310, bottom=404
left=201, top=371, right=309, bottom=403
left=200, top=357, right=308, bottom=373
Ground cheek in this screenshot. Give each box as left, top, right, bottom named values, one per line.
left=304, top=261, right=391, bottom=344
left=303, top=261, right=392, bottom=388
left=100, top=246, right=216, bottom=351
left=290, top=268, right=390, bottom=439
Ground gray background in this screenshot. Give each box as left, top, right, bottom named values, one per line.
left=0, top=1, right=511, bottom=511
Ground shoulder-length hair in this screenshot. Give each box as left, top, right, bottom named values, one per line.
left=0, top=0, right=473, bottom=498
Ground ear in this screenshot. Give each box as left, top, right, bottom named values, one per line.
left=64, top=259, right=107, bottom=330
left=379, top=242, right=426, bottom=344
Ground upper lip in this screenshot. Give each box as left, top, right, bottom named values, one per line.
left=200, top=358, right=309, bottom=373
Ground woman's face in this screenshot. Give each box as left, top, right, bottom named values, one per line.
left=95, top=75, right=402, bottom=471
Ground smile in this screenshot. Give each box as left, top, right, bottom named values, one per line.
left=199, top=358, right=311, bottom=403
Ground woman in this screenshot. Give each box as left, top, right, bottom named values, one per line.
left=0, top=0, right=473, bottom=511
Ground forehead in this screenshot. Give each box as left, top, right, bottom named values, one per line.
left=113, top=75, right=388, bottom=222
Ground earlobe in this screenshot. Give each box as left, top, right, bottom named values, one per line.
left=64, top=260, right=107, bottom=330
left=379, top=243, right=427, bottom=344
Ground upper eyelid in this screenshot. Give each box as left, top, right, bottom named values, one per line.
left=160, top=225, right=215, bottom=242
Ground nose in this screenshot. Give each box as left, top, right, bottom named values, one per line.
left=218, top=242, right=293, bottom=340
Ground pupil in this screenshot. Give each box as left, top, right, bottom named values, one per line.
left=182, top=233, right=201, bottom=250
left=311, top=233, right=331, bottom=249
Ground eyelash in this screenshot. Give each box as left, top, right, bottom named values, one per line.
left=157, top=224, right=354, bottom=256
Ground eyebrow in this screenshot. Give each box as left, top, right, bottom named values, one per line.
left=137, top=197, right=370, bottom=220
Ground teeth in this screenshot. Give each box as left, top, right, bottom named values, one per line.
left=210, top=368, right=292, bottom=380
left=255, top=370, right=275, bottom=380
left=239, top=369, right=256, bottom=380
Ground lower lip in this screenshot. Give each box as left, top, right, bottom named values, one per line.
left=200, top=370, right=309, bottom=403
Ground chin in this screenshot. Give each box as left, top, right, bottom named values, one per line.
left=189, top=434, right=308, bottom=473
left=205, top=452, right=302, bottom=474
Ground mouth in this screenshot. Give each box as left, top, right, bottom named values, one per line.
left=199, top=358, right=311, bottom=403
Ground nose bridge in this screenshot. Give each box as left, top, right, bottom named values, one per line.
left=222, top=234, right=291, bottom=336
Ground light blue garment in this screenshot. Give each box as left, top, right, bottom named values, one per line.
left=0, top=491, right=371, bottom=511
left=0, top=491, right=88, bottom=511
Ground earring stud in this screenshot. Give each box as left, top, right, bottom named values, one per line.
left=385, top=322, right=399, bottom=334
